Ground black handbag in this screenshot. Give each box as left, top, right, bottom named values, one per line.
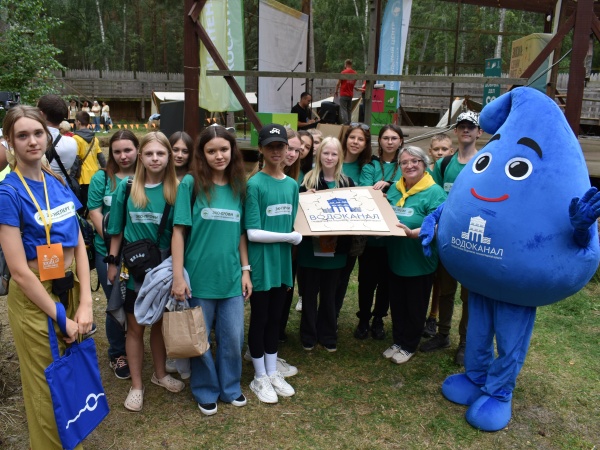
left=121, top=202, right=171, bottom=283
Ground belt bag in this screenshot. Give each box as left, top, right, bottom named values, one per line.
left=122, top=239, right=162, bottom=283
left=45, top=302, right=109, bottom=450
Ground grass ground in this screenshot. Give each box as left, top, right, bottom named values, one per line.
left=1, top=269, right=599, bottom=449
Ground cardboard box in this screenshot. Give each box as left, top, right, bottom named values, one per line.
left=317, top=123, right=345, bottom=140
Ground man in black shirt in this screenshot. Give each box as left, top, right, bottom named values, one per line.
left=291, top=92, right=319, bottom=129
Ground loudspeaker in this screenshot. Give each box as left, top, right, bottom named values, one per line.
left=159, top=101, right=206, bottom=138
left=318, top=101, right=339, bottom=124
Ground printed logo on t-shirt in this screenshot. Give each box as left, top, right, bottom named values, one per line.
left=34, top=202, right=77, bottom=226
left=201, top=208, right=240, bottom=222
left=103, top=195, right=112, bottom=207
left=129, top=212, right=162, bottom=225
left=266, top=204, right=293, bottom=216
left=443, top=182, right=454, bottom=193
left=392, top=206, right=414, bottom=217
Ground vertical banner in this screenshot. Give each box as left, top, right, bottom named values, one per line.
left=377, top=0, right=413, bottom=107
left=258, top=0, right=308, bottom=113
left=483, top=58, right=501, bottom=105
left=199, top=0, right=245, bottom=112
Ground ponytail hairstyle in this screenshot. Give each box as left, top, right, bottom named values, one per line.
left=105, top=130, right=139, bottom=190
left=2, top=105, right=65, bottom=185
left=130, top=131, right=179, bottom=208
left=191, top=125, right=246, bottom=203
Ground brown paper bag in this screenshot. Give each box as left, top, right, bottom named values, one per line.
left=162, top=306, right=210, bottom=358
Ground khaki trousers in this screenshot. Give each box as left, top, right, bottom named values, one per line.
left=7, top=263, right=83, bottom=450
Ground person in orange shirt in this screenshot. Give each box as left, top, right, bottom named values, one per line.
left=335, top=59, right=357, bottom=125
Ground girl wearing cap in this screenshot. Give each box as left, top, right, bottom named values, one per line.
left=298, top=137, right=354, bottom=352
left=354, top=124, right=404, bottom=341
left=334, top=123, right=372, bottom=318
left=245, top=123, right=302, bottom=404
left=171, top=125, right=250, bottom=416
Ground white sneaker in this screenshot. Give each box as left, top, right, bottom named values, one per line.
left=383, top=344, right=401, bottom=359
left=269, top=371, right=295, bottom=397
left=295, top=297, right=303, bottom=312
left=165, top=358, right=177, bottom=373
left=391, top=349, right=414, bottom=364
left=243, top=348, right=252, bottom=362
left=250, top=375, right=278, bottom=404
left=276, top=358, right=298, bottom=377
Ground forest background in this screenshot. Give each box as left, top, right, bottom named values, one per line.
left=0, top=0, right=582, bottom=105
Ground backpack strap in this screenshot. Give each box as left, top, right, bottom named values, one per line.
left=45, top=134, right=62, bottom=164
left=156, top=202, right=171, bottom=245
left=440, top=154, right=453, bottom=179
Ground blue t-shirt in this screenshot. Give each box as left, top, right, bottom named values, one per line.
left=0, top=172, right=82, bottom=260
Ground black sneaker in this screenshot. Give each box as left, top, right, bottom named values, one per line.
left=423, top=318, right=437, bottom=338
left=231, top=394, right=247, bottom=407
left=353, top=321, right=370, bottom=340
left=109, top=355, right=131, bottom=380
left=371, top=317, right=385, bottom=340
left=455, top=342, right=466, bottom=366
left=419, top=333, right=450, bottom=352
left=198, top=402, right=218, bottom=416
left=323, top=344, right=337, bottom=353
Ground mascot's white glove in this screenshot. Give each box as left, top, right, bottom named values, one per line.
left=419, top=202, right=445, bottom=257
left=569, top=187, right=600, bottom=247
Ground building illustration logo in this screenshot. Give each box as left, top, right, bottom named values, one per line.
left=461, top=216, right=491, bottom=244
left=450, top=215, right=503, bottom=260
left=322, top=198, right=361, bottom=214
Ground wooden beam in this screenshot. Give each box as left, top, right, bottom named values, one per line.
left=189, top=4, right=262, bottom=131
left=565, top=0, right=594, bottom=135
left=519, top=13, right=575, bottom=80
left=206, top=70, right=527, bottom=85
left=184, top=0, right=200, bottom=138
left=591, top=15, right=600, bottom=43
left=364, top=0, right=380, bottom=125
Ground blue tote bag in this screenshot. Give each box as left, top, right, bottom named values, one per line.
left=45, top=303, right=110, bottom=450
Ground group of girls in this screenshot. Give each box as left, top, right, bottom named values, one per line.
left=1, top=104, right=446, bottom=445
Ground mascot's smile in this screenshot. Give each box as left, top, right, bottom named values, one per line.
left=470, top=188, right=509, bottom=202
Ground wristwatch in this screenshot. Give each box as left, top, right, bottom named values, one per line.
left=241, top=265, right=252, bottom=272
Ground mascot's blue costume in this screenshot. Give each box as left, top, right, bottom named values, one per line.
left=420, top=87, right=600, bottom=432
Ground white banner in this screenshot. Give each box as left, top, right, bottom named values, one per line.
left=258, top=0, right=308, bottom=113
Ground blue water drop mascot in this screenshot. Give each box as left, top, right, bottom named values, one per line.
left=419, top=86, right=600, bottom=432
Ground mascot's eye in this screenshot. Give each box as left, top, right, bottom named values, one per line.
left=505, top=157, right=533, bottom=180
left=472, top=152, right=492, bottom=174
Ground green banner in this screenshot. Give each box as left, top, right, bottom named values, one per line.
left=199, top=0, right=245, bottom=111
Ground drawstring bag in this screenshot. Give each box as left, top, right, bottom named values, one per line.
left=45, top=302, right=109, bottom=450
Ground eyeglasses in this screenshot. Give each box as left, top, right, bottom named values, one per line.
left=381, top=136, right=400, bottom=142
left=350, top=122, right=370, bottom=131
left=400, top=159, right=423, bottom=167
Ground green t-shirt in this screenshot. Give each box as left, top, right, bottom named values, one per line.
left=173, top=175, right=244, bottom=299
left=386, top=182, right=447, bottom=277
left=244, top=172, right=299, bottom=292
left=359, top=159, right=402, bottom=187
left=342, top=160, right=361, bottom=185
left=108, top=179, right=174, bottom=289
left=88, top=171, right=126, bottom=256
left=432, top=153, right=466, bottom=193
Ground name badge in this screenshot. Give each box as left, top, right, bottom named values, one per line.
left=37, top=243, right=66, bottom=281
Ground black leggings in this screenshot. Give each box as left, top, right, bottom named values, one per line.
left=248, top=286, right=287, bottom=358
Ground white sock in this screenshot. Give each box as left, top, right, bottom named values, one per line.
left=265, top=352, right=278, bottom=376
left=252, top=356, right=266, bottom=378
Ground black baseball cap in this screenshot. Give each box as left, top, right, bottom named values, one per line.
left=259, top=123, right=288, bottom=146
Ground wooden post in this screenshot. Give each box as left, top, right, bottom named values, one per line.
left=447, top=0, right=462, bottom=127
left=565, top=0, right=594, bottom=135
left=184, top=0, right=201, bottom=138
left=364, top=0, right=381, bottom=126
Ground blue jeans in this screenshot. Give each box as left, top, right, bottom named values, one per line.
left=93, top=115, right=101, bottom=132
left=189, top=295, right=244, bottom=404
left=96, top=251, right=127, bottom=360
